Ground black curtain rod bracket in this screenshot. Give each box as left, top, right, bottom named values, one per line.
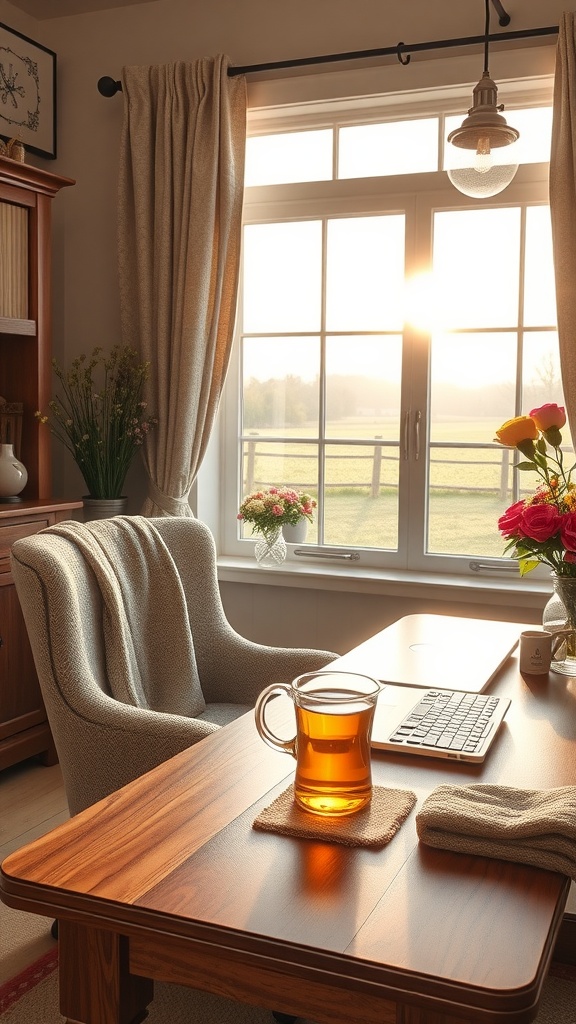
left=98, top=22, right=558, bottom=94
left=491, top=0, right=511, bottom=28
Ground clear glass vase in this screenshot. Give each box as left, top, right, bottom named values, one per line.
left=254, top=527, right=287, bottom=569
left=542, top=574, right=576, bottom=676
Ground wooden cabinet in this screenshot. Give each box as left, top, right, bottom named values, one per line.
left=0, top=500, right=82, bottom=770
left=0, top=158, right=79, bottom=770
left=0, top=156, right=75, bottom=498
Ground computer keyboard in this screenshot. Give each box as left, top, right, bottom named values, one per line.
left=386, top=689, right=511, bottom=762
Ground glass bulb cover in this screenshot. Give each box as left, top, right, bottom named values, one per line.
left=447, top=163, right=518, bottom=198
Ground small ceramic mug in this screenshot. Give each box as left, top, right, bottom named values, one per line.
left=519, top=630, right=553, bottom=675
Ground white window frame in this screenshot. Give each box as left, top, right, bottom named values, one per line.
left=215, top=73, right=555, bottom=585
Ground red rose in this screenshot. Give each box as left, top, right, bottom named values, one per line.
left=519, top=503, right=561, bottom=542
left=498, top=500, right=526, bottom=539
left=560, top=512, right=576, bottom=551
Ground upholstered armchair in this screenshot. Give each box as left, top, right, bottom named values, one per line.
left=11, top=515, right=337, bottom=816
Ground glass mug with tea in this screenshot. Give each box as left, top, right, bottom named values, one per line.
left=254, top=670, right=382, bottom=817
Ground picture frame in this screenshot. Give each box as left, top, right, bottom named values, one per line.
left=0, top=22, right=56, bottom=160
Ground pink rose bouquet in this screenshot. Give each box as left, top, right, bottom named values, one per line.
left=238, top=486, right=316, bottom=538
left=495, top=403, right=576, bottom=576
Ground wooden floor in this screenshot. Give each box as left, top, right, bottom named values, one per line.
left=0, top=757, right=69, bottom=866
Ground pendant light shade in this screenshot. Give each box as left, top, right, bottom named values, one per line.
left=447, top=1, right=520, bottom=197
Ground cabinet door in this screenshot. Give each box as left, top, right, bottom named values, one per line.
left=0, top=581, right=46, bottom=741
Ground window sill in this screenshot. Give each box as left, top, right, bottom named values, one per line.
left=217, top=555, right=552, bottom=611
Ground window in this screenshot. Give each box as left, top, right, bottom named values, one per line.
left=222, top=83, right=568, bottom=578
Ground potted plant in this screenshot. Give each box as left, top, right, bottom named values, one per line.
left=237, top=487, right=316, bottom=567
left=37, top=345, right=157, bottom=519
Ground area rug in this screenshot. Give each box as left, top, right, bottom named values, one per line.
left=0, top=954, right=574, bottom=1024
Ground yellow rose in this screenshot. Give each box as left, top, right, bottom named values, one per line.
left=494, top=416, right=538, bottom=447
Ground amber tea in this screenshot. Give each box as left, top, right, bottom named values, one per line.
left=255, top=671, right=381, bottom=817
left=294, top=696, right=375, bottom=815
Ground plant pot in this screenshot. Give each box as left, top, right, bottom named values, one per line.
left=82, top=497, right=128, bottom=522
left=254, top=527, right=287, bottom=569
left=542, top=574, right=576, bottom=676
left=282, top=520, right=308, bottom=544
left=0, top=443, right=27, bottom=501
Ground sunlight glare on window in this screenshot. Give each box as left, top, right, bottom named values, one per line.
left=339, top=118, right=439, bottom=178
left=524, top=206, right=556, bottom=327
left=245, top=129, right=333, bottom=186
left=243, top=221, right=322, bottom=333
left=429, top=332, right=518, bottom=440
left=326, top=216, right=405, bottom=331
left=432, top=209, right=520, bottom=329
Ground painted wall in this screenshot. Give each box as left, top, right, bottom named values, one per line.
left=0, top=0, right=563, bottom=648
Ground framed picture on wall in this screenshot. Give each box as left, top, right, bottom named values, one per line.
left=0, top=22, right=56, bottom=160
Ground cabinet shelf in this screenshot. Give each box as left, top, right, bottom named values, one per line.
left=0, top=317, right=36, bottom=336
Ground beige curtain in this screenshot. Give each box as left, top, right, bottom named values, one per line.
left=117, top=57, right=246, bottom=516
left=550, top=13, right=576, bottom=439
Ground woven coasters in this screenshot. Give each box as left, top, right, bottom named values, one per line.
left=253, top=784, right=417, bottom=848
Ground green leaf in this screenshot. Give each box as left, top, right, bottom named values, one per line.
left=537, top=438, right=547, bottom=454
left=516, top=461, right=538, bottom=471
left=519, top=558, right=539, bottom=576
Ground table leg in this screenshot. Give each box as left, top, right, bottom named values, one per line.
left=58, top=920, right=153, bottom=1024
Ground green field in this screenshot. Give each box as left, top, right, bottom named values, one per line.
left=240, top=417, right=557, bottom=556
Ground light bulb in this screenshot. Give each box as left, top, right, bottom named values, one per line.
left=474, top=136, right=492, bottom=174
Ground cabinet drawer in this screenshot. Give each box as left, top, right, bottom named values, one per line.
left=0, top=515, right=52, bottom=574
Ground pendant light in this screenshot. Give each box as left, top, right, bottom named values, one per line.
left=447, top=0, right=520, bottom=198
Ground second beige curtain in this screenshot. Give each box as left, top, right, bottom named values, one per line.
left=550, top=13, right=576, bottom=440
left=118, top=56, right=246, bottom=516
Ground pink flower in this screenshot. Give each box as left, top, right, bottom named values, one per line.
left=519, top=503, right=561, bottom=542
left=560, top=512, right=576, bottom=551
left=271, top=504, right=284, bottom=516
left=498, top=500, right=526, bottom=539
left=529, top=403, right=566, bottom=432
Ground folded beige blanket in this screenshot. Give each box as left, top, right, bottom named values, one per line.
left=46, top=517, right=206, bottom=717
left=415, top=784, right=576, bottom=880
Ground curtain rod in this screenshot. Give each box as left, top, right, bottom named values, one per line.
left=97, top=24, right=559, bottom=96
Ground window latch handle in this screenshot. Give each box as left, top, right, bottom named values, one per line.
left=414, top=410, right=421, bottom=460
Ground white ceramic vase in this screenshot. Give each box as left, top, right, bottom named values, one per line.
left=282, top=520, right=308, bottom=544
left=0, top=443, right=27, bottom=501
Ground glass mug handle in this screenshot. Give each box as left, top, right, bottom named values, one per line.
left=254, top=683, right=296, bottom=757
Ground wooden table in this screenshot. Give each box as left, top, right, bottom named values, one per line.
left=1, top=635, right=576, bottom=1024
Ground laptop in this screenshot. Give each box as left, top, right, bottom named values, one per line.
left=370, top=683, right=511, bottom=763
left=334, top=613, right=522, bottom=694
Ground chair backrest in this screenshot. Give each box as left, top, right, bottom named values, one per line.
left=10, top=517, right=237, bottom=810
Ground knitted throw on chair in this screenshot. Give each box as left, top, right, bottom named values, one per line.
left=45, top=516, right=206, bottom=717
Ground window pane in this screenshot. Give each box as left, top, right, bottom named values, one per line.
left=325, top=335, right=402, bottom=440
left=444, top=105, right=552, bottom=169
left=523, top=331, right=573, bottom=449
left=524, top=206, right=556, bottom=327
left=339, top=118, right=439, bottom=178
left=429, top=332, right=518, bottom=440
left=242, top=336, right=320, bottom=436
left=240, top=440, right=319, bottom=542
left=324, top=443, right=399, bottom=549
left=427, top=446, right=512, bottom=556
left=245, top=130, right=333, bottom=186
left=432, top=209, right=520, bottom=329
left=326, top=216, right=405, bottom=330
left=243, top=222, right=322, bottom=333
